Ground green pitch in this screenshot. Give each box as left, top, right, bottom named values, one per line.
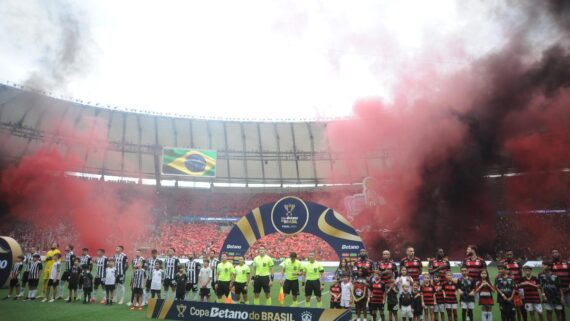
left=0, top=266, right=568, bottom=321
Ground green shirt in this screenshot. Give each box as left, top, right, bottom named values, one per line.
left=234, top=264, right=250, bottom=283
left=303, top=261, right=324, bottom=281
left=282, top=258, right=302, bottom=281
left=253, top=255, right=274, bottom=276
left=216, top=261, right=235, bottom=282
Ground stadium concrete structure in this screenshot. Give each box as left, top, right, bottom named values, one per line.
left=0, top=82, right=389, bottom=188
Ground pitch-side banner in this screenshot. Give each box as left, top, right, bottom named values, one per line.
left=147, top=299, right=351, bottom=321
left=0, top=236, right=23, bottom=287
left=162, top=148, right=217, bottom=177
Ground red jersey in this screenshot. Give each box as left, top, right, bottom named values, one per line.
left=428, top=258, right=451, bottom=279
left=443, top=281, right=458, bottom=304
left=370, top=281, right=385, bottom=304
left=400, top=257, right=422, bottom=281
left=330, top=284, right=341, bottom=303
left=500, top=259, right=523, bottom=283
left=354, top=259, right=374, bottom=278
left=353, top=279, right=369, bottom=300
left=377, top=260, right=397, bottom=282
left=434, top=281, right=445, bottom=304
left=518, top=276, right=540, bottom=304
left=421, top=284, right=436, bottom=306
left=462, top=257, right=487, bottom=281
left=551, top=259, right=570, bottom=288
left=475, top=281, right=494, bottom=300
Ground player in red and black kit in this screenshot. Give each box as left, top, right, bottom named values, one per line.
left=501, top=250, right=526, bottom=321
left=354, top=249, right=374, bottom=280
left=462, top=245, right=487, bottom=282
left=428, top=248, right=451, bottom=279
left=377, top=250, right=398, bottom=283
left=519, top=266, right=542, bottom=321
left=369, top=271, right=386, bottom=321
left=550, top=249, right=569, bottom=321
left=400, top=247, right=422, bottom=282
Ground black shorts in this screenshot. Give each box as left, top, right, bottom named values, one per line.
left=413, top=307, right=423, bottom=316
left=61, top=271, right=70, bottom=282
left=116, top=275, right=125, bottom=284
left=355, top=299, right=368, bottom=310
left=133, top=287, right=143, bottom=295
left=164, top=278, right=175, bottom=288
left=68, top=281, right=78, bottom=290
left=9, top=278, right=20, bottom=288
left=234, top=282, right=247, bottom=295
left=387, top=302, right=398, bottom=311
left=83, top=287, right=93, bottom=293
left=185, top=282, right=197, bottom=292
left=330, top=301, right=341, bottom=309
left=94, top=277, right=103, bottom=289
left=48, top=279, right=59, bottom=288
left=370, top=303, right=385, bottom=313
left=305, top=280, right=322, bottom=297
left=146, top=279, right=152, bottom=291
left=22, top=271, right=30, bottom=285
left=28, top=279, right=39, bottom=288
left=283, top=279, right=299, bottom=296
left=216, top=281, right=231, bottom=297
left=105, top=284, right=115, bottom=291
left=253, top=276, right=270, bottom=294
left=200, top=288, right=211, bottom=297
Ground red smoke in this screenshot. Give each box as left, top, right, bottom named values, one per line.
left=0, top=115, right=154, bottom=253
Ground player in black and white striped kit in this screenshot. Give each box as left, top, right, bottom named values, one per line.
left=78, top=248, right=92, bottom=299
left=208, top=250, right=220, bottom=288
left=185, top=252, right=201, bottom=301
left=24, top=254, right=43, bottom=301
left=20, top=246, right=38, bottom=299
left=163, top=248, right=179, bottom=300
left=59, top=244, right=75, bottom=300
left=130, top=261, right=146, bottom=310
left=113, top=245, right=129, bottom=304
left=128, top=249, right=145, bottom=307
left=94, top=249, right=108, bottom=303
left=5, top=256, right=24, bottom=300
left=144, top=249, right=159, bottom=305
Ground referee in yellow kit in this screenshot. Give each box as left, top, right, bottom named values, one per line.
left=215, top=253, right=235, bottom=303
left=251, top=246, right=274, bottom=305
left=302, top=251, right=324, bottom=308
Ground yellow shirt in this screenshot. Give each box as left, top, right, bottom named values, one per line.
left=216, top=261, right=235, bottom=282
left=44, top=249, right=61, bottom=275
left=282, top=258, right=302, bottom=281
left=234, top=264, right=251, bottom=283
left=303, top=261, right=324, bottom=281
left=253, top=255, right=274, bottom=276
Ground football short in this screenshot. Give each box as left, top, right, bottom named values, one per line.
left=105, top=284, right=116, bottom=291
left=253, top=276, right=270, bottom=294
left=525, top=303, right=543, bottom=312
left=424, top=304, right=435, bottom=310
left=133, top=287, right=143, bottom=295
left=330, top=301, right=341, bottom=309
left=83, top=287, right=92, bottom=293
left=163, top=278, right=175, bottom=288
left=413, top=306, right=423, bottom=316
left=61, top=271, right=70, bottom=282
left=388, top=302, right=399, bottom=311
left=369, top=303, right=384, bottom=313
left=216, top=281, right=231, bottom=297
left=283, top=279, right=299, bottom=296
left=48, top=279, right=59, bottom=288
left=185, top=282, right=197, bottom=292
left=94, top=277, right=103, bottom=289
left=355, top=299, right=367, bottom=310
left=401, top=306, right=413, bottom=318
left=22, top=271, right=29, bottom=286
left=305, top=280, right=322, bottom=297
left=234, top=282, right=247, bottom=295
left=200, top=288, right=211, bottom=297
left=461, top=302, right=475, bottom=309
left=68, top=281, right=78, bottom=290
left=435, top=304, right=446, bottom=312
left=146, top=279, right=152, bottom=291
left=446, top=303, right=458, bottom=309
left=544, top=303, right=563, bottom=311
left=28, top=279, right=39, bottom=287
left=9, top=278, right=20, bottom=288
left=340, top=298, right=351, bottom=308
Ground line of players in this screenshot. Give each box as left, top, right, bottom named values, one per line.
left=330, top=246, right=569, bottom=321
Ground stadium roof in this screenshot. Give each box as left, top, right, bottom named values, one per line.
left=0, top=84, right=377, bottom=187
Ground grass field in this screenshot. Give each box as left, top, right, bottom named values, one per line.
left=1, top=266, right=569, bottom=321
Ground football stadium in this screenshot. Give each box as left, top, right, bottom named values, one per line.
left=0, top=1, right=569, bottom=321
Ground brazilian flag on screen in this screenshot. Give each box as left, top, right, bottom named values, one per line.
left=162, top=148, right=217, bottom=177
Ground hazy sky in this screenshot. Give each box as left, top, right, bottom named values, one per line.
left=0, top=0, right=532, bottom=120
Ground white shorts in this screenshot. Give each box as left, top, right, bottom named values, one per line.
left=401, top=306, right=413, bottom=318
left=525, top=303, right=543, bottom=313
left=461, top=302, right=475, bottom=309
left=544, top=303, right=563, bottom=311
left=340, top=298, right=351, bottom=308
left=434, top=304, right=446, bottom=313
left=445, top=303, right=458, bottom=309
